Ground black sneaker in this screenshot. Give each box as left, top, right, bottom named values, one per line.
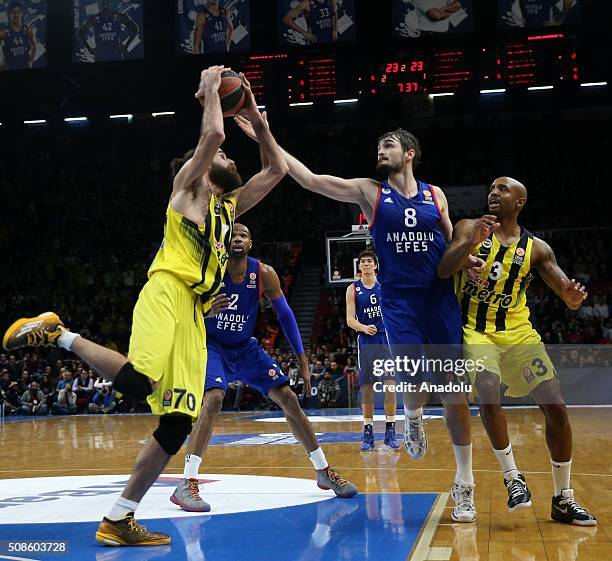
left=551, top=489, right=597, bottom=526
left=504, top=472, right=532, bottom=512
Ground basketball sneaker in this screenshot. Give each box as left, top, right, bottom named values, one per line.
left=451, top=482, right=476, bottom=523
left=384, top=425, right=400, bottom=449
left=504, top=472, right=532, bottom=512
left=316, top=466, right=358, bottom=498
left=404, top=414, right=428, bottom=459
left=170, top=478, right=211, bottom=512
left=360, top=425, right=375, bottom=451
left=95, top=513, right=170, bottom=546
left=551, top=489, right=597, bottom=526
left=3, top=312, right=65, bottom=351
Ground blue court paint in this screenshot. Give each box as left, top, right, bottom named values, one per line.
left=0, top=493, right=437, bottom=561
left=208, top=431, right=396, bottom=446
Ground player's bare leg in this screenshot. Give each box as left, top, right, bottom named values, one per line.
left=530, top=379, right=596, bottom=525
left=170, top=389, right=225, bottom=512
left=476, top=371, right=532, bottom=512
left=439, top=391, right=476, bottom=523
left=360, top=383, right=375, bottom=450
left=269, top=384, right=358, bottom=498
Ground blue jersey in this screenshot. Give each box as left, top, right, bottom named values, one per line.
left=308, top=0, right=334, bottom=43
left=201, top=7, right=227, bottom=53
left=3, top=25, right=31, bottom=69
left=205, top=257, right=261, bottom=346
left=370, top=180, right=447, bottom=293
left=353, top=279, right=385, bottom=336
left=93, top=12, right=122, bottom=61
left=522, top=0, right=555, bottom=26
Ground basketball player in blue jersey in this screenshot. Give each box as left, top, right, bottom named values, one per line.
left=283, top=0, right=338, bottom=44
left=76, top=0, right=139, bottom=62
left=346, top=249, right=399, bottom=450
left=193, top=0, right=233, bottom=54
left=439, top=176, right=596, bottom=526
left=170, top=223, right=358, bottom=511
left=235, top=119, right=478, bottom=522
left=0, top=1, right=35, bottom=70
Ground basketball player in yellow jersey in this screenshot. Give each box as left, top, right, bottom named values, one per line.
left=438, top=176, right=596, bottom=526
left=2, top=65, right=288, bottom=545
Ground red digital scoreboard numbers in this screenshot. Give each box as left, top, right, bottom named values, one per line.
left=240, top=54, right=288, bottom=105
left=288, top=56, right=337, bottom=102
left=364, top=50, right=473, bottom=97
left=481, top=33, right=579, bottom=88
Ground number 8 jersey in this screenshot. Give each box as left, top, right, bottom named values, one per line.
left=369, top=180, right=448, bottom=292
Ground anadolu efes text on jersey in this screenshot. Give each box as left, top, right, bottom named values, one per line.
left=354, top=279, right=385, bottom=335
left=369, top=180, right=448, bottom=290
left=205, top=257, right=262, bottom=346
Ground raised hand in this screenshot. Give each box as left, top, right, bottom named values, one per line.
left=470, top=215, right=500, bottom=246
left=234, top=111, right=269, bottom=142
left=194, top=65, right=227, bottom=102
left=561, top=278, right=588, bottom=310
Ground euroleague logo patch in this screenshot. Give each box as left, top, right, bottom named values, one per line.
left=268, top=368, right=279, bottom=380
left=163, top=389, right=173, bottom=406
left=0, top=474, right=333, bottom=524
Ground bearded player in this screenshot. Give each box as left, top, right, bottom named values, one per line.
left=235, top=120, right=477, bottom=522
left=345, top=249, right=399, bottom=451
left=438, top=176, right=596, bottom=526
left=170, top=223, right=357, bottom=511
left=3, top=66, right=289, bottom=545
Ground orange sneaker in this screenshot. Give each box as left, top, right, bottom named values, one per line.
left=3, top=312, right=65, bottom=351
left=95, top=513, right=171, bottom=546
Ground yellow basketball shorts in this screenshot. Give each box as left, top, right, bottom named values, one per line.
left=128, top=271, right=206, bottom=419
left=463, top=325, right=556, bottom=397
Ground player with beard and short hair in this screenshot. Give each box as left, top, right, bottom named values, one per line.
left=282, top=0, right=338, bottom=44
left=170, top=223, right=357, bottom=512
left=3, top=65, right=288, bottom=546
left=0, top=1, right=36, bottom=70
left=438, top=176, right=596, bottom=526
left=234, top=121, right=480, bottom=522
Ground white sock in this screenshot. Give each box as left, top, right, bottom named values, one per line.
left=551, top=458, right=572, bottom=496
left=58, top=331, right=80, bottom=351
left=183, top=454, right=202, bottom=479
left=494, top=444, right=519, bottom=480
left=308, top=447, right=328, bottom=471
left=107, top=496, right=139, bottom=520
left=386, top=415, right=396, bottom=423
left=453, top=443, right=474, bottom=485
left=364, top=418, right=373, bottom=427
left=405, top=407, right=423, bottom=419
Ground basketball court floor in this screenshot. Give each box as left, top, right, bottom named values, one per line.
left=0, top=407, right=610, bottom=561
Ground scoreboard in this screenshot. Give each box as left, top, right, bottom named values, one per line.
left=240, top=34, right=582, bottom=105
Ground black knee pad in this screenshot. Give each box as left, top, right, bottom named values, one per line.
left=114, top=363, right=153, bottom=400
left=153, top=413, right=193, bottom=455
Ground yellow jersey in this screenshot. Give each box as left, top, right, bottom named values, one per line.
left=455, top=228, right=534, bottom=333
left=148, top=194, right=236, bottom=301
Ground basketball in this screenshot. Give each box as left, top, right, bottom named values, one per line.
left=219, top=70, right=245, bottom=117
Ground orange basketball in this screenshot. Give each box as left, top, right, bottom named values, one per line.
left=219, top=70, right=245, bottom=117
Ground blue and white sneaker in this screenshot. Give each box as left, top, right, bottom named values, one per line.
left=360, top=425, right=375, bottom=451
left=384, top=425, right=399, bottom=449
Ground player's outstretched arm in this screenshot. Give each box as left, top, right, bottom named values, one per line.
left=171, top=66, right=226, bottom=199
left=532, top=237, right=588, bottom=310
left=261, top=263, right=311, bottom=396
left=438, top=216, right=498, bottom=278
left=229, top=76, right=288, bottom=217
left=234, top=111, right=377, bottom=218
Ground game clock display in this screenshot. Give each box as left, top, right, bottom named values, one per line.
left=365, top=50, right=472, bottom=96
